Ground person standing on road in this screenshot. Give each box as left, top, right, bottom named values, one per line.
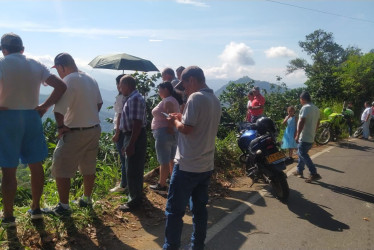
left=281, top=106, right=298, bottom=158
left=0, top=33, right=66, bottom=225
left=163, top=66, right=221, bottom=250
left=118, top=75, right=147, bottom=212
left=50, top=53, right=103, bottom=216
left=361, top=101, right=372, bottom=140
left=293, top=91, right=322, bottom=183
left=249, top=86, right=265, bottom=123
left=110, top=74, right=127, bottom=193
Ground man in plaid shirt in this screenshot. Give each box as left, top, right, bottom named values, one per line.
left=118, top=75, right=147, bottom=212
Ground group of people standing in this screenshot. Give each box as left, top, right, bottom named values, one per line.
left=109, top=65, right=222, bottom=249
left=0, top=33, right=103, bottom=223
left=0, top=32, right=222, bottom=250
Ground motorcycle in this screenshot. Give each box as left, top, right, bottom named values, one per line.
left=315, top=112, right=351, bottom=145
left=353, top=118, right=374, bottom=138
left=237, top=117, right=293, bottom=202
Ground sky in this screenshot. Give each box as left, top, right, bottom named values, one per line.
left=1, top=0, right=373, bottom=93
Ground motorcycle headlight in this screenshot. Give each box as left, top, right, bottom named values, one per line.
left=256, top=149, right=262, bottom=155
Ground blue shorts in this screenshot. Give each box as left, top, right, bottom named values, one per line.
left=0, top=110, right=48, bottom=167
left=153, top=127, right=177, bottom=165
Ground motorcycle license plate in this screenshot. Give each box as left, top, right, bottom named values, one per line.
left=266, top=152, right=286, bottom=164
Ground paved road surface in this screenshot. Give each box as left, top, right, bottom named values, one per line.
left=206, top=138, right=374, bottom=250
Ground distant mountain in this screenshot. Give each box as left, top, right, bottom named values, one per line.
left=214, top=76, right=286, bottom=97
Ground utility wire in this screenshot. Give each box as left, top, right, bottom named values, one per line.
left=265, top=0, right=374, bottom=24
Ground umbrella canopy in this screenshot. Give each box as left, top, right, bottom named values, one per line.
left=88, top=53, right=159, bottom=72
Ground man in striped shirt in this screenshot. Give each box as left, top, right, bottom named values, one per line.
left=118, top=75, right=147, bottom=212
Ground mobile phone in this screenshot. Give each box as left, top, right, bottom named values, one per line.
left=161, top=112, right=170, bottom=118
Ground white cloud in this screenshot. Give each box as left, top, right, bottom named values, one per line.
left=149, top=39, right=163, bottom=42
left=205, top=42, right=255, bottom=79
left=265, top=46, right=297, bottom=58
left=176, top=0, right=209, bottom=7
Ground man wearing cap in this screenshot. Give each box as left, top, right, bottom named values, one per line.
left=0, top=33, right=66, bottom=225
left=163, top=66, right=221, bottom=250
left=248, top=86, right=266, bottom=123
left=48, top=53, right=102, bottom=216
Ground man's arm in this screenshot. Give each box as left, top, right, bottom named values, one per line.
left=54, top=112, right=70, bottom=138
left=36, top=75, right=67, bottom=117
left=295, top=117, right=306, bottom=143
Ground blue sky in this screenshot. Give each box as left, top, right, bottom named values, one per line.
left=1, top=0, right=373, bottom=93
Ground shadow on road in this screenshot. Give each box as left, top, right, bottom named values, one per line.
left=315, top=164, right=345, bottom=174
left=317, top=181, right=374, bottom=204
left=337, top=141, right=374, bottom=151
left=206, top=194, right=265, bottom=250
left=287, top=189, right=349, bottom=231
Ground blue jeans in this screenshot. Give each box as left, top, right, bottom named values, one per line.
left=115, top=131, right=127, bottom=188
left=296, top=141, right=317, bottom=175
left=163, top=165, right=213, bottom=250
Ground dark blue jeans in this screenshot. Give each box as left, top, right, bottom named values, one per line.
left=296, top=141, right=317, bottom=175
left=163, top=164, right=213, bottom=250
left=115, top=131, right=127, bottom=188
left=123, top=128, right=147, bottom=207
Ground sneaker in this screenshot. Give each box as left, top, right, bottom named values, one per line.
left=149, top=183, right=167, bottom=192
left=51, top=203, right=72, bottom=216
left=78, top=197, right=93, bottom=208
left=305, top=174, right=322, bottom=183
left=27, top=208, right=43, bottom=220
left=292, top=170, right=304, bottom=178
left=1, top=217, right=16, bottom=227
left=110, top=185, right=126, bottom=193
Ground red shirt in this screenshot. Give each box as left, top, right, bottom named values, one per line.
left=251, top=94, right=265, bottom=116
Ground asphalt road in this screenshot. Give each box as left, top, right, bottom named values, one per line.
left=205, top=138, right=374, bottom=250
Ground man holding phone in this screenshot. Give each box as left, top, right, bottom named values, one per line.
left=163, top=66, right=221, bottom=250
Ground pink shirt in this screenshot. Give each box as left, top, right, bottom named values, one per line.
left=151, top=96, right=180, bottom=130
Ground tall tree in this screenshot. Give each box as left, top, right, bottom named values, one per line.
left=336, top=52, right=374, bottom=109
left=287, top=29, right=345, bottom=102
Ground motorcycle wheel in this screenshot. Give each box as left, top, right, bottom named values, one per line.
left=315, top=126, right=331, bottom=145
left=270, top=174, right=289, bottom=202
left=353, top=127, right=363, bottom=138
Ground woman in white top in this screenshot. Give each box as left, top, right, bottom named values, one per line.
left=150, top=82, right=182, bottom=191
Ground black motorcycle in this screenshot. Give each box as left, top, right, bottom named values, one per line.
left=237, top=117, right=293, bottom=202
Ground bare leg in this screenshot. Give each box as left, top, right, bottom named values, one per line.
left=159, top=164, right=169, bottom=187
left=1, top=168, right=17, bottom=218
left=289, top=149, right=294, bottom=158
left=29, top=162, right=44, bottom=210
left=83, top=174, right=95, bottom=197
left=56, top=177, right=71, bottom=204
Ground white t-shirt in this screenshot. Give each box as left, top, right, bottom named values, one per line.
left=114, top=94, right=125, bottom=130
left=175, top=88, right=221, bottom=173
left=361, top=107, right=372, bottom=122
left=54, top=72, right=102, bottom=127
left=299, top=103, right=320, bottom=143
left=0, top=53, right=51, bottom=109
